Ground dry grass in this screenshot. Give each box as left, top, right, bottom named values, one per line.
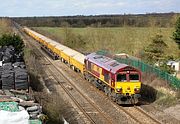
left=33, top=92, right=65, bottom=124
left=0, top=18, right=12, bottom=35
left=155, top=87, right=178, bottom=107
left=33, top=27, right=179, bottom=59
left=24, top=47, right=64, bottom=123
left=24, top=46, right=79, bottom=123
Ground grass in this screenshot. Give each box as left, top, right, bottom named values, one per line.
left=32, top=27, right=179, bottom=59
left=0, top=18, right=12, bottom=35
left=155, top=87, right=179, bottom=107
left=23, top=47, right=64, bottom=123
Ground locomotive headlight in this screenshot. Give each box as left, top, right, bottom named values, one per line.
left=116, top=87, right=122, bottom=93
left=134, top=88, right=140, bottom=93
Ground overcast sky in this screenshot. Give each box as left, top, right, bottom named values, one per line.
left=0, top=0, right=179, bottom=17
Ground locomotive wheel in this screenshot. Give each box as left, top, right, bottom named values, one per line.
left=104, top=86, right=108, bottom=96
left=132, top=98, right=136, bottom=105
left=94, top=80, right=99, bottom=88
left=107, top=87, right=112, bottom=97
left=132, top=97, right=138, bottom=105
left=83, top=73, right=87, bottom=80
left=87, top=77, right=90, bottom=82
left=111, top=90, right=116, bottom=102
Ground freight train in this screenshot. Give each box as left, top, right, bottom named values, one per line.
left=24, top=27, right=141, bottom=104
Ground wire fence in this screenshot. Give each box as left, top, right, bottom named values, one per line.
left=97, top=50, right=180, bottom=89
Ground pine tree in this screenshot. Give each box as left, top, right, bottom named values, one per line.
left=142, top=34, right=176, bottom=73
left=173, top=17, right=180, bottom=49
left=142, top=34, right=167, bottom=65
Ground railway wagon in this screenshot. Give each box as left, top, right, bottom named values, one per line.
left=61, top=48, right=79, bottom=63
left=53, top=44, right=69, bottom=58
left=24, top=28, right=42, bottom=43
left=70, top=53, right=85, bottom=73
left=47, top=40, right=59, bottom=51
left=84, top=52, right=141, bottom=104
left=40, top=37, right=51, bottom=47
left=24, top=27, right=68, bottom=58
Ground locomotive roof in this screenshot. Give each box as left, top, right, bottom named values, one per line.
left=86, top=52, right=131, bottom=74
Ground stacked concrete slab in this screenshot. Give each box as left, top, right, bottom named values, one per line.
left=1, top=63, right=14, bottom=90
left=0, top=46, right=28, bottom=90
left=2, top=46, right=15, bottom=63
left=0, top=90, right=46, bottom=123
left=14, top=62, right=28, bottom=90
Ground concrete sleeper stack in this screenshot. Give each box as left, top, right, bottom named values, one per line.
left=2, top=63, right=14, bottom=90
left=14, top=67, right=28, bottom=89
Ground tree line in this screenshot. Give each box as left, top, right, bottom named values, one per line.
left=13, top=13, right=179, bottom=27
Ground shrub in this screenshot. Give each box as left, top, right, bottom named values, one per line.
left=0, top=33, right=24, bottom=53
left=173, top=17, right=180, bottom=49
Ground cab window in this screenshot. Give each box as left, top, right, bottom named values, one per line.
left=129, top=74, right=139, bottom=82
left=117, top=74, right=127, bottom=82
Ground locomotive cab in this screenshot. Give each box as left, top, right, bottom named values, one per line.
left=115, top=67, right=141, bottom=104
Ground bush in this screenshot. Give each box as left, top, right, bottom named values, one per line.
left=173, top=17, right=180, bottom=49
left=63, top=28, right=86, bottom=49
left=0, top=34, right=24, bottom=53
left=155, top=87, right=177, bottom=107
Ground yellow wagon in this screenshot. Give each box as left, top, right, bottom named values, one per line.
left=70, top=53, right=85, bottom=73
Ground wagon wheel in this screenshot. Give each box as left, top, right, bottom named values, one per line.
left=72, top=66, right=75, bottom=71
left=61, top=58, right=64, bottom=62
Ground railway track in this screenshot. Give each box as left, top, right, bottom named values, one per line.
left=56, top=61, right=162, bottom=124
left=14, top=23, right=162, bottom=124
left=119, top=106, right=162, bottom=124
left=51, top=52, right=162, bottom=124
left=14, top=23, right=114, bottom=124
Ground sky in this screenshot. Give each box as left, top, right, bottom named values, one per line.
left=0, top=0, right=179, bottom=17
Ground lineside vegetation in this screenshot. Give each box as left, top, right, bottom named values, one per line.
left=32, top=26, right=180, bottom=107
left=0, top=18, right=12, bottom=35
left=0, top=18, right=24, bottom=52
left=33, top=27, right=179, bottom=59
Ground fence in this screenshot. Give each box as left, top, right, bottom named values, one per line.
left=96, top=50, right=180, bottom=89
